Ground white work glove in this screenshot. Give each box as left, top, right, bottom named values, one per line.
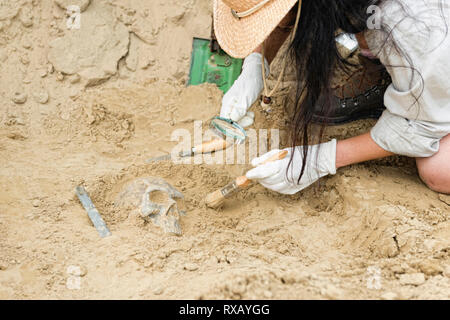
left=246, top=140, right=337, bottom=195
left=220, top=52, right=270, bottom=125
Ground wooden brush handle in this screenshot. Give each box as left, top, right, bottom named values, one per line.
left=205, top=150, right=289, bottom=209
left=235, top=150, right=289, bottom=189
left=194, top=139, right=230, bottom=154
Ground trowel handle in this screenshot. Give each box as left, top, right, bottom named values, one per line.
left=193, top=139, right=230, bottom=154
left=236, top=150, right=289, bottom=189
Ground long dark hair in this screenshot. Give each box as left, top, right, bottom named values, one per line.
left=286, top=0, right=447, bottom=182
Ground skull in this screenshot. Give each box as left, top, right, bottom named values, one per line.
left=115, top=177, right=185, bottom=235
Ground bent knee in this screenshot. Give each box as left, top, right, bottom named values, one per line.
left=417, top=160, right=450, bottom=194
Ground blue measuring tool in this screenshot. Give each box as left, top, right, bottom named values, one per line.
left=75, top=186, right=111, bottom=238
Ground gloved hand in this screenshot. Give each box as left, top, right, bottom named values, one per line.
left=220, top=52, right=270, bottom=124
left=246, top=140, right=337, bottom=195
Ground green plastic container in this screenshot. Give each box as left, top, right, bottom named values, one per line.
left=188, top=38, right=243, bottom=94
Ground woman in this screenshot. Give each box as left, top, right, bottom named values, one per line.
left=213, top=0, right=450, bottom=194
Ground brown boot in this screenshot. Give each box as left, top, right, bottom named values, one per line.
left=312, top=54, right=391, bottom=125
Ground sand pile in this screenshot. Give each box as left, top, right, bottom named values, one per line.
left=0, top=0, right=449, bottom=300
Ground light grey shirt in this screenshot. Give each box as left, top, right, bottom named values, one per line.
left=365, top=0, right=450, bottom=157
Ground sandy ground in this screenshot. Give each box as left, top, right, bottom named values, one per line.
left=0, top=0, right=449, bottom=300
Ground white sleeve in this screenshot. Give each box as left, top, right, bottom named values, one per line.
left=371, top=110, right=448, bottom=158
left=367, top=1, right=450, bottom=157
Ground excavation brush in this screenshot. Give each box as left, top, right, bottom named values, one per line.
left=205, top=150, right=288, bottom=209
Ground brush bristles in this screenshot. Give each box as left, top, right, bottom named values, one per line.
left=205, top=189, right=226, bottom=209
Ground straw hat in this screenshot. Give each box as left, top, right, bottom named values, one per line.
left=213, top=0, right=299, bottom=58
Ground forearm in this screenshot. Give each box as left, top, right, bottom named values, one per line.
left=336, top=132, right=393, bottom=169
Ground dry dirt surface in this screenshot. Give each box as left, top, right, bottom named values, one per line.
left=0, top=0, right=449, bottom=300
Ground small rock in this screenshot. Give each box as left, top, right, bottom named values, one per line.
left=281, top=271, right=310, bottom=284
left=20, top=8, right=34, bottom=28
left=32, top=199, right=40, bottom=207
left=0, top=262, right=8, bottom=270
left=141, top=56, right=156, bottom=70
left=230, top=282, right=246, bottom=295
left=21, top=18, right=33, bottom=28
left=39, top=69, right=48, bottom=78
left=15, top=118, right=25, bottom=126
left=33, top=91, right=50, bottom=104
left=9, top=117, right=26, bottom=126
left=153, top=287, right=164, bottom=295
left=263, top=290, right=273, bottom=299
left=56, top=72, right=64, bottom=81
left=22, top=38, right=32, bottom=49
left=443, top=265, right=450, bottom=278
left=7, top=132, right=27, bottom=141
left=183, top=263, right=199, bottom=271
left=381, top=292, right=398, bottom=300
left=25, top=213, right=36, bottom=220
left=399, top=273, right=426, bottom=286
left=69, top=73, right=81, bottom=84
left=320, top=284, right=343, bottom=300
left=121, top=119, right=130, bottom=130
left=418, top=260, right=443, bottom=276
left=12, top=91, right=27, bottom=104
left=390, top=265, right=405, bottom=275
